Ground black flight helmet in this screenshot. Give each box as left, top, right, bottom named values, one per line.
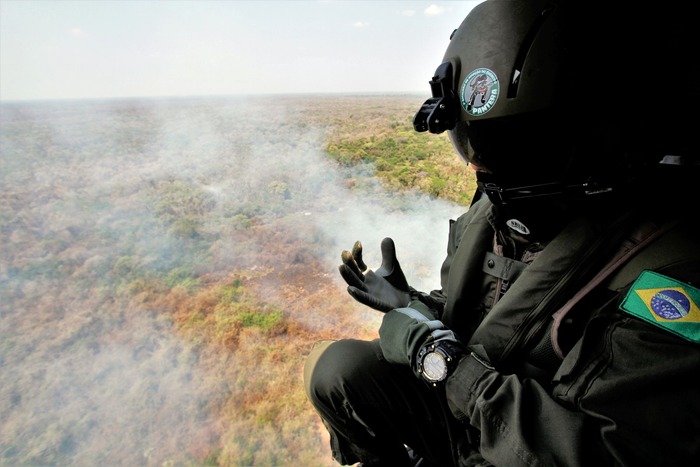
left=414, top=0, right=700, bottom=207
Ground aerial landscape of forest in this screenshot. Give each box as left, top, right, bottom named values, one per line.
left=0, top=94, right=476, bottom=465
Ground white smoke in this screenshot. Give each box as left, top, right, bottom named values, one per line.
left=0, top=95, right=468, bottom=465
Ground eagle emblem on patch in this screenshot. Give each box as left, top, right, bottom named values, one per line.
left=620, top=270, right=700, bottom=343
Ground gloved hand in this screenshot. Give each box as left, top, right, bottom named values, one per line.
left=339, top=237, right=411, bottom=312
left=379, top=300, right=461, bottom=378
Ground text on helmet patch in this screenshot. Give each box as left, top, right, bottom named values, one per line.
left=460, top=68, right=500, bottom=116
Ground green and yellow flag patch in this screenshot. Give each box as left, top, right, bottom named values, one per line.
left=620, top=270, right=700, bottom=343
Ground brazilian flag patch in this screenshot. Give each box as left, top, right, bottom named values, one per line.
left=620, top=270, right=700, bottom=343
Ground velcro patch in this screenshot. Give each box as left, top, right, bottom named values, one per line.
left=620, top=270, right=700, bottom=343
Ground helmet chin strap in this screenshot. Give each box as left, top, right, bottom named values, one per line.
left=475, top=170, right=623, bottom=240
left=475, top=171, right=614, bottom=207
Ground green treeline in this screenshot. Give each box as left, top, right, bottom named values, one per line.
left=324, top=109, right=477, bottom=206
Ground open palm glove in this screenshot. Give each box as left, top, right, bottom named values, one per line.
left=339, top=237, right=412, bottom=312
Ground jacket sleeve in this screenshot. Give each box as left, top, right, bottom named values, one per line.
left=445, top=311, right=700, bottom=467
left=445, top=353, right=605, bottom=467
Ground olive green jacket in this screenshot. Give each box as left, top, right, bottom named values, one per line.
left=436, top=197, right=700, bottom=466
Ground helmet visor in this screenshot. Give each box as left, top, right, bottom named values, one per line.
left=448, top=110, right=574, bottom=186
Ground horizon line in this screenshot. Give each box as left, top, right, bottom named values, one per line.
left=0, top=90, right=429, bottom=104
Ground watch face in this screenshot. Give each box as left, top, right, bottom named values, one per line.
left=422, top=351, right=447, bottom=381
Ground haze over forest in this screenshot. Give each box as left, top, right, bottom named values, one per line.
left=0, top=94, right=475, bottom=465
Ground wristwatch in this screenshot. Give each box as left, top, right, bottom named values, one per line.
left=416, top=339, right=467, bottom=385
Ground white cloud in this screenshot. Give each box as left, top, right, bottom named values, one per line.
left=352, top=21, right=370, bottom=28
left=70, top=27, right=88, bottom=37
left=69, top=28, right=88, bottom=37
left=424, top=4, right=445, bottom=16
left=402, top=9, right=416, bottom=17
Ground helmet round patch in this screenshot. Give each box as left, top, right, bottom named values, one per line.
left=460, top=68, right=499, bottom=116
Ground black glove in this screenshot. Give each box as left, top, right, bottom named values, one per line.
left=339, top=237, right=411, bottom=312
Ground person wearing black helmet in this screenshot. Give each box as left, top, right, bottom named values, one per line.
left=304, top=1, right=700, bottom=466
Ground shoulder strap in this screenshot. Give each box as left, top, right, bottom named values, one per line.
left=550, top=219, right=677, bottom=359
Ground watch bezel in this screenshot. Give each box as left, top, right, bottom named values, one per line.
left=420, top=346, right=448, bottom=382
left=417, top=343, right=450, bottom=384
left=417, top=339, right=467, bottom=385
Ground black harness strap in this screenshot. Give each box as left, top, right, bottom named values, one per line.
left=550, top=219, right=677, bottom=359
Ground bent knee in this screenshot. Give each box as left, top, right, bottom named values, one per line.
left=304, top=339, right=381, bottom=406
left=303, top=339, right=336, bottom=401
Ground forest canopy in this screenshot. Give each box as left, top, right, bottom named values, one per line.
left=0, top=94, right=475, bottom=466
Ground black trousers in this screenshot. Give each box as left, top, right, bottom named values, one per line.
left=304, top=338, right=469, bottom=466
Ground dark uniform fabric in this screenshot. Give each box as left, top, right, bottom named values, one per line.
left=305, top=196, right=700, bottom=466
left=304, top=339, right=464, bottom=466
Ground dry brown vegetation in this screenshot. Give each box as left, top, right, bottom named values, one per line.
left=0, top=94, right=475, bottom=466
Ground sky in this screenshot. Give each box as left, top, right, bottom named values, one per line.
left=0, top=0, right=484, bottom=101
